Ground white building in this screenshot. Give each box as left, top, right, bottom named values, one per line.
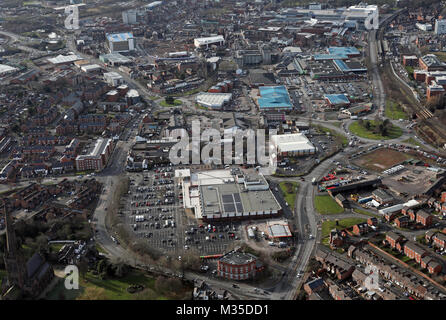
left=195, top=92, right=232, bottom=109
left=107, top=33, right=135, bottom=53
left=343, top=3, right=378, bottom=30
left=416, top=23, right=433, bottom=32
left=194, top=35, right=225, bottom=49
left=435, top=19, right=446, bottom=35
left=0, top=64, right=18, bottom=76
left=271, top=133, right=316, bottom=157
left=104, top=72, right=125, bottom=86
left=122, top=10, right=137, bottom=24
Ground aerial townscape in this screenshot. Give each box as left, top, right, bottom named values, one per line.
left=2, top=0, right=446, bottom=305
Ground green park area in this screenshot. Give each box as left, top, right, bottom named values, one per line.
left=160, top=97, right=182, bottom=107
left=279, top=181, right=299, bottom=209
left=314, top=195, right=344, bottom=215
left=349, top=120, right=403, bottom=140
left=46, top=269, right=191, bottom=300
left=385, top=100, right=408, bottom=120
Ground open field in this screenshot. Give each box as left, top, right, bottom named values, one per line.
left=321, top=218, right=367, bottom=238
left=349, top=121, right=403, bottom=140
left=314, top=195, right=344, bottom=215
left=46, top=269, right=191, bottom=300
left=279, top=181, right=299, bottom=209
left=385, top=100, right=408, bottom=120
left=353, top=148, right=412, bottom=172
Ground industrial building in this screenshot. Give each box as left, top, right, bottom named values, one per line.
left=176, top=169, right=281, bottom=221
left=106, top=33, right=135, bottom=53
left=195, top=92, right=232, bottom=109
left=257, top=86, right=293, bottom=111
left=271, top=133, right=316, bottom=157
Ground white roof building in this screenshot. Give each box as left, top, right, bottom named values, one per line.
left=196, top=92, right=232, bottom=109
left=0, top=64, right=18, bottom=75
left=47, top=54, right=82, bottom=65
left=194, top=35, right=225, bottom=48
left=271, top=133, right=316, bottom=155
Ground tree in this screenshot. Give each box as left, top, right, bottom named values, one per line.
left=165, top=96, right=174, bottom=105
left=78, top=258, right=89, bottom=280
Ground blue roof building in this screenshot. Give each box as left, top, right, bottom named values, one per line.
left=327, top=47, right=360, bottom=57
left=324, top=94, right=350, bottom=106
left=106, top=33, right=135, bottom=53
left=258, top=86, right=293, bottom=110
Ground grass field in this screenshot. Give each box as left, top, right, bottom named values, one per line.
left=349, top=121, right=403, bottom=140
left=353, top=148, right=412, bottom=172
left=385, top=100, right=408, bottom=120
left=321, top=218, right=367, bottom=238
left=279, top=181, right=298, bottom=209
left=160, top=99, right=182, bottom=107
left=46, top=270, right=190, bottom=300
left=314, top=195, right=344, bottom=215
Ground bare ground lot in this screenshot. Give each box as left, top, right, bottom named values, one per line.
left=353, top=148, right=412, bottom=173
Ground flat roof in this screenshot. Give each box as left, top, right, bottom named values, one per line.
left=199, top=182, right=281, bottom=216
left=0, top=64, right=18, bottom=75
left=106, top=32, right=134, bottom=42
left=271, top=133, right=315, bottom=152
left=196, top=92, right=232, bottom=107
left=47, top=54, right=82, bottom=64
left=267, top=223, right=292, bottom=238
left=220, top=251, right=257, bottom=265
left=328, top=47, right=360, bottom=56
left=258, top=86, right=293, bottom=109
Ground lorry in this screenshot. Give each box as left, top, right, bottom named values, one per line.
left=311, top=177, right=317, bottom=185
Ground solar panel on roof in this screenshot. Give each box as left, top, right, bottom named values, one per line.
left=233, top=193, right=241, bottom=202
left=224, top=203, right=235, bottom=213
left=222, top=194, right=233, bottom=203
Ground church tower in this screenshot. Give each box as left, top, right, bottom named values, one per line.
left=3, top=203, right=26, bottom=290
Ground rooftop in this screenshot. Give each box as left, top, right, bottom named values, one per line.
left=258, top=85, right=293, bottom=109
left=106, top=32, right=134, bottom=42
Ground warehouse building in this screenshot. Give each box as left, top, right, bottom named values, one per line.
left=176, top=169, right=281, bottom=221
left=0, top=64, right=18, bottom=76
left=195, top=92, right=232, bottom=109
left=271, top=133, right=316, bottom=157
left=257, top=86, right=293, bottom=111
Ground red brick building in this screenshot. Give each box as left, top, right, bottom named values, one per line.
left=404, top=242, right=428, bottom=263
left=386, top=232, right=403, bottom=249
left=217, top=250, right=262, bottom=280
left=416, top=210, right=433, bottom=227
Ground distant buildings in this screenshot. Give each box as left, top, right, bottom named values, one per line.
left=434, top=19, right=446, bottom=35
left=106, top=32, right=135, bottom=53
left=193, top=35, right=225, bottom=49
